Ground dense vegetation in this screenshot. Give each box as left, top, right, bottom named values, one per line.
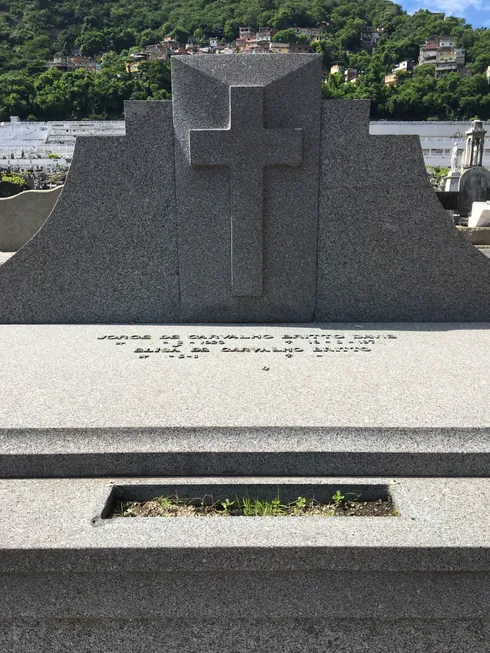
left=0, top=0, right=490, bottom=121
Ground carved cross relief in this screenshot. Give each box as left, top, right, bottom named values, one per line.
left=189, top=85, right=303, bottom=297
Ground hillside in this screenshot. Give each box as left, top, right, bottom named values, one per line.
left=0, top=0, right=490, bottom=121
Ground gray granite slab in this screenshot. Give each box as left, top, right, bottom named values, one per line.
left=1, top=58, right=490, bottom=323
left=0, top=324, right=490, bottom=477
left=1, top=618, right=487, bottom=653
left=1, top=476, right=490, bottom=574
left=316, top=101, right=490, bottom=321
left=1, top=323, right=489, bottom=429
left=1, top=475, right=489, bottom=651
left=0, top=102, right=179, bottom=323
left=172, top=54, right=321, bottom=321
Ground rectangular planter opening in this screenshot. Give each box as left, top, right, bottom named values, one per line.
left=98, top=483, right=397, bottom=519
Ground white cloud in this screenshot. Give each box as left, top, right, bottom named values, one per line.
left=413, top=0, right=486, bottom=16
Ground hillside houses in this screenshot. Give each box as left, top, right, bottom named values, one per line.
left=361, top=27, right=384, bottom=48
left=419, top=38, right=469, bottom=77
left=46, top=55, right=101, bottom=73
left=382, top=36, right=471, bottom=86
left=48, top=24, right=326, bottom=76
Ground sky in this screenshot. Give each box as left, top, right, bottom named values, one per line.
left=400, top=1, right=490, bottom=28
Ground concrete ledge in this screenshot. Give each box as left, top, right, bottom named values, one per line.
left=1, top=324, right=490, bottom=478
left=0, top=186, right=61, bottom=251
left=1, top=571, right=489, bottom=619
left=457, top=226, right=490, bottom=246
left=1, top=476, right=489, bottom=573
left=2, top=427, right=490, bottom=478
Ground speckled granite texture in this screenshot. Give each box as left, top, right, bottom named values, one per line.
left=1, top=324, right=490, bottom=478
left=1, top=476, right=490, bottom=652
left=316, top=101, right=490, bottom=321
left=172, top=54, right=321, bottom=321
left=2, top=619, right=487, bottom=653
left=0, top=102, right=179, bottom=323
left=1, top=58, right=490, bottom=322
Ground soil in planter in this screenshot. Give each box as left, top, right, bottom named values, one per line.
left=111, top=493, right=397, bottom=518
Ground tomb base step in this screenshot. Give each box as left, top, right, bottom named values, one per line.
left=1, top=324, right=490, bottom=479
left=1, top=475, right=489, bottom=651
left=1, top=618, right=488, bottom=653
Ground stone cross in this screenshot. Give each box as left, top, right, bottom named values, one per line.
left=189, top=85, right=303, bottom=297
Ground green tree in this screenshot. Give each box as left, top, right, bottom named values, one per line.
left=272, top=28, right=298, bottom=44
left=1, top=0, right=490, bottom=121
left=76, top=30, right=107, bottom=56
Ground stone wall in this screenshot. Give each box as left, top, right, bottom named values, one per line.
left=0, top=186, right=61, bottom=251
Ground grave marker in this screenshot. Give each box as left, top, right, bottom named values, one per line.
left=1, top=54, right=490, bottom=653
left=0, top=53, right=490, bottom=323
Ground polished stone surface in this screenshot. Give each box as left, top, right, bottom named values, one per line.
left=1, top=618, right=488, bottom=653
left=1, top=474, right=489, bottom=651
left=1, top=57, right=490, bottom=653
left=1, top=57, right=490, bottom=323
left=189, top=85, right=303, bottom=297
left=1, top=323, right=489, bottom=430
left=1, top=476, right=490, bottom=573
left=1, top=323, right=490, bottom=477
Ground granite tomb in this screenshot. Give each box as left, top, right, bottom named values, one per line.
left=1, top=55, right=490, bottom=653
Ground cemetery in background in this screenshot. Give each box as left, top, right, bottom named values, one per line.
left=2, top=115, right=490, bottom=171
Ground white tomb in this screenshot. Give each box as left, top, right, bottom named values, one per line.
left=468, top=200, right=490, bottom=227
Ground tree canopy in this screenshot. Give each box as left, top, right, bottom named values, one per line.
left=0, top=0, right=489, bottom=121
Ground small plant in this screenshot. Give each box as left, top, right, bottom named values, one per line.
left=199, top=494, right=214, bottom=510
left=332, top=490, right=345, bottom=506
left=116, top=500, right=130, bottom=516
left=295, top=496, right=307, bottom=510
left=292, top=495, right=309, bottom=515
left=155, top=496, right=173, bottom=510
left=220, top=498, right=234, bottom=514
left=270, top=494, right=283, bottom=516
left=240, top=493, right=286, bottom=517
left=112, top=489, right=396, bottom=518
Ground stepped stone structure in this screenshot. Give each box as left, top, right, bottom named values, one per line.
left=1, top=54, right=490, bottom=322
left=1, top=54, right=490, bottom=653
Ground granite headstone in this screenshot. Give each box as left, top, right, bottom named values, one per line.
left=1, top=54, right=490, bottom=323
left=458, top=166, right=490, bottom=217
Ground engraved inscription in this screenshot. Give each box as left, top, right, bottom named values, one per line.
left=97, top=332, right=398, bottom=360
